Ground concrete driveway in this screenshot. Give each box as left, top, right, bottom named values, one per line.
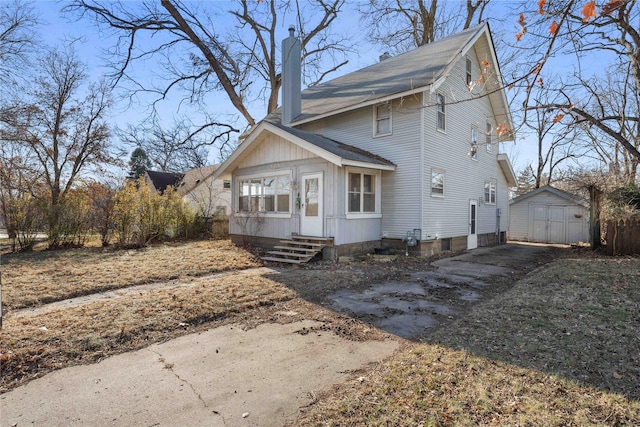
left=0, top=242, right=556, bottom=427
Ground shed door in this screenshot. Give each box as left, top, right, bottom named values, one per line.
left=531, top=205, right=549, bottom=242
left=548, top=206, right=566, bottom=243
left=300, top=173, right=323, bottom=236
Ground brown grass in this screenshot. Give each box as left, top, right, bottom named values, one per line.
left=1, top=270, right=297, bottom=392
left=1, top=240, right=262, bottom=310
left=292, top=256, right=640, bottom=426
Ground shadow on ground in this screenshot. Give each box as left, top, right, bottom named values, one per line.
left=268, top=243, right=640, bottom=401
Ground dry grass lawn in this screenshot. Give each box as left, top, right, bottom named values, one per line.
left=1, top=240, right=639, bottom=425
left=1, top=240, right=262, bottom=310
left=292, top=256, right=640, bottom=426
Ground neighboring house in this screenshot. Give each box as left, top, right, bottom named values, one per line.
left=144, top=166, right=231, bottom=217
left=179, top=165, right=232, bottom=217
left=214, top=23, right=517, bottom=259
left=509, top=185, right=590, bottom=245
left=144, top=170, right=184, bottom=194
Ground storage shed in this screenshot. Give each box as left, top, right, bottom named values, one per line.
left=509, top=186, right=590, bottom=244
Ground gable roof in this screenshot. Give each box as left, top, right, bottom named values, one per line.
left=178, top=164, right=219, bottom=195
left=510, top=185, right=589, bottom=207
left=288, top=21, right=512, bottom=137
left=145, top=170, right=184, bottom=194
left=215, top=121, right=395, bottom=178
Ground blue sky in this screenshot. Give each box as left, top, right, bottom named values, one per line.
left=30, top=0, right=595, bottom=174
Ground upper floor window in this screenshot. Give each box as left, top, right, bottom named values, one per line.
left=347, top=169, right=379, bottom=215
left=223, top=179, right=231, bottom=189
left=486, top=122, right=493, bottom=153
left=471, top=127, right=478, bottom=160
left=436, top=93, right=446, bottom=131
left=466, top=57, right=472, bottom=86
left=484, top=180, right=496, bottom=205
left=238, top=174, right=290, bottom=213
left=374, top=103, right=391, bottom=136
left=431, top=169, right=444, bottom=197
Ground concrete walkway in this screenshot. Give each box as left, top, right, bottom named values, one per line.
left=0, top=242, right=556, bottom=427
left=1, top=320, right=398, bottom=427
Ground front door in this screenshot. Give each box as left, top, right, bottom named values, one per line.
left=300, top=173, right=323, bottom=236
left=467, top=199, right=478, bottom=249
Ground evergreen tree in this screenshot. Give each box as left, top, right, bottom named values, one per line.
left=515, top=166, right=536, bottom=196
left=127, top=147, right=152, bottom=180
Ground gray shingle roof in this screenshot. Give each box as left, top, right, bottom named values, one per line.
left=295, top=23, right=487, bottom=121
left=510, top=185, right=589, bottom=207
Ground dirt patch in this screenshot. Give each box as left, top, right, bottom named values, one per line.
left=292, top=253, right=640, bottom=426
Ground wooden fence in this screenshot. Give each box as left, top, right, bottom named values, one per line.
left=605, top=219, right=640, bottom=255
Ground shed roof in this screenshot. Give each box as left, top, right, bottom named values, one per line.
left=510, top=185, right=589, bottom=207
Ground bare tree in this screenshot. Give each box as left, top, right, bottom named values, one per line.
left=576, top=63, right=640, bottom=184
left=0, top=45, right=116, bottom=246
left=118, top=115, right=237, bottom=172
left=358, top=0, right=491, bottom=53
left=65, top=0, right=352, bottom=133
left=0, top=0, right=40, bottom=90
left=515, top=0, right=640, bottom=163
left=521, top=76, right=582, bottom=188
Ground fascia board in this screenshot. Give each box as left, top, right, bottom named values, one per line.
left=342, top=160, right=396, bottom=171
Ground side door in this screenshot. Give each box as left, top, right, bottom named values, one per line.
left=467, top=199, right=478, bottom=250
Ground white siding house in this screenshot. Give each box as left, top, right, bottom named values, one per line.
left=215, top=23, right=517, bottom=259
left=509, top=186, right=590, bottom=244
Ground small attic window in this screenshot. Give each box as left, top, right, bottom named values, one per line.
left=223, top=180, right=231, bottom=189
left=466, top=57, right=472, bottom=85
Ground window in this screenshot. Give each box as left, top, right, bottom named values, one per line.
left=466, top=57, right=472, bottom=86
left=223, top=180, right=231, bottom=189
left=374, top=104, right=391, bottom=136
left=485, top=122, right=493, bottom=153
left=347, top=170, right=379, bottom=214
left=484, top=180, right=496, bottom=205
left=214, top=206, right=226, bottom=216
left=431, top=169, right=444, bottom=197
left=436, top=93, right=445, bottom=131
left=238, top=175, right=290, bottom=213
left=471, top=127, right=478, bottom=160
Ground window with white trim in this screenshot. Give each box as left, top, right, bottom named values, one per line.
left=471, top=126, right=478, bottom=160
left=238, top=175, right=291, bottom=213
left=466, top=56, right=472, bottom=85
left=436, top=93, right=446, bottom=131
left=484, top=180, right=496, bottom=205
left=486, top=122, right=493, bottom=153
left=347, top=169, right=379, bottom=214
left=431, top=169, right=444, bottom=197
left=374, top=103, right=391, bottom=136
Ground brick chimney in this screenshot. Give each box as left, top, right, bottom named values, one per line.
left=281, top=26, right=301, bottom=126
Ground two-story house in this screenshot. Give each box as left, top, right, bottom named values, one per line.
left=214, top=22, right=517, bottom=262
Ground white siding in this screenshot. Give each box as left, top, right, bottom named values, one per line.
left=183, top=177, right=231, bottom=216
left=509, top=190, right=590, bottom=243
left=422, top=46, right=512, bottom=241
left=301, top=96, right=424, bottom=240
